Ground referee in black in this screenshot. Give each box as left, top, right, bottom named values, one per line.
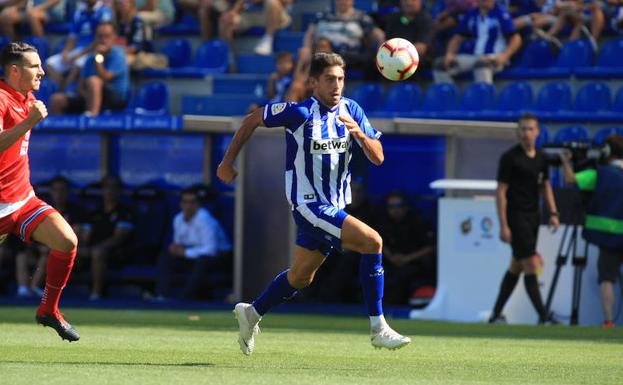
left=489, top=113, right=560, bottom=324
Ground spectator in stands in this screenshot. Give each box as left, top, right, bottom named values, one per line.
left=433, top=0, right=522, bottom=84
left=285, top=37, right=333, bottom=102
left=610, top=2, right=623, bottom=33
left=0, top=0, right=66, bottom=39
left=376, top=190, right=436, bottom=305
left=45, top=0, right=114, bottom=90
left=432, top=0, right=476, bottom=38
left=534, top=0, right=604, bottom=51
left=178, top=0, right=233, bottom=41
left=267, top=51, right=293, bottom=103
left=219, top=0, right=292, bottom=55
left=50, top=22, right=129, bottom=116
left=78, top=175, right=134, bottom=300
left=15, top=176, right=83, bottom=298
left=135, top=0, right=175, bottom=28
left=303, top=0, right=385, bottom=77
left=383, top=0, right=434, bottom=69
left=114, top=0, right=167, bottom=70
left=155, top=187, right=232, bottom=300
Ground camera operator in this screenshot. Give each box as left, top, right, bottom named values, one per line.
left=489, top=113, right=560, bottom=324
left=560, top=134, right=623, bottom=329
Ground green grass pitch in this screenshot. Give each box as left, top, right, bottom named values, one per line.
left=0, top=306, right=621, bottom=385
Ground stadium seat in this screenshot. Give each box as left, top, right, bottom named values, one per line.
left=194, top=39, right=229, bottom=74
left=574, top=82, right=611, bottom=112
left=553, top=125, right=589, bottom=144
left=237, top=54, right=275, bottom=74
left=52, top=36, right=68, bottom=55
left=593, top=127, right=623, bottom=144
left=273, top=31, right=305, bottom=54
left=497, top=81, right=533, bottom=112
left=554, top=39, right=594, bottom=70
left=23, top=36, right=49, bottom=61
left=518, top=39, right=557, bottom=68
left=34, top=79, right=57, bottom=106
left=421, top=83, right=458, bottom=112
left=133, top=81, right=169, bottom=115
left=535, top=82, right=573, bottom=112
left=181, top=94, right=263, bottom=116
left=459, top=82, right=496, bottom=111
left=614, top=87, right=623, bottom=111
left=348, top=83, right=384, bottom=112
left=212, top=74, right=269, bottom=95
left=160, top=38, right=192, bottom=68
left=576, top=38, right=623, bottom=78
left=536, top=125, right=550, bottom=148
left=0, top=36, right=9, bottom=50
left=383, top=82, right=421, bottom=114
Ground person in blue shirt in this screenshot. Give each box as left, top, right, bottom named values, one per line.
left=49, top=22, right=129, bottom=116
left=45, top=0, right=113, bottom=90
left=433, top=0, right=522, bottom=84
left=217, top=52, right=411, bottom=356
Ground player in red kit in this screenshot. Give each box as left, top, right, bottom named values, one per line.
left=0, top=42, right=79, bottom=342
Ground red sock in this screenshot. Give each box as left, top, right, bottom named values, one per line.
left=38, top=248, right=76, bottom=315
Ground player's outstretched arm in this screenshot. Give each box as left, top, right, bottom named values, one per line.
left=0, top=100, right=46, bottom=153
left=217, top=107, right=264, bottom=184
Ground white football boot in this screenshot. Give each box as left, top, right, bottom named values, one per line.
left=233, top=302, right=261, bottom=355
left=371, top=326, right=411, bottom=350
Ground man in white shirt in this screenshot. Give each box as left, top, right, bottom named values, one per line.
left=155, top=187, right=231, bottom=300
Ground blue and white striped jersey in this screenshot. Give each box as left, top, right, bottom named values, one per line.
left=263, top=96, right=381, bottom=210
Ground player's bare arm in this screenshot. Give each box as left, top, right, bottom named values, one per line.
left=338, top=114, right=384, bottom=165
left=217, top=107, right=264, bottom=184
left=0, top=100, right=46, bottom=153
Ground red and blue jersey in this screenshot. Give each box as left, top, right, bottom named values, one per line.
left=263, top=96, right=381, bottom=210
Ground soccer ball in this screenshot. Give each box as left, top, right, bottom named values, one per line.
left=375, top=38, right=419, bottom=81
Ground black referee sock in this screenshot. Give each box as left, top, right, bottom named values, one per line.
left=524, top=274, right=547, bottom=321
left=492, top=271, right=519, bottom=318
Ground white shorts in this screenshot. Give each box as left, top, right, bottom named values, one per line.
left=46, top=48, right=89, bottom=74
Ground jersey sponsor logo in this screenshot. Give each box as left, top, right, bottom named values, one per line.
left=310, top=137, right=349, bottom=154
left=304, top=194, right=315, bottom=200
left=271, top=103, right=286, bottom=116
left=12, top=107, right=24, bottom=113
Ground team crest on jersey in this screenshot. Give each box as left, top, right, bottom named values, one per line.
left=310, top=137, right=350, bottom=154
left=271, top=103, right=287, bottom=116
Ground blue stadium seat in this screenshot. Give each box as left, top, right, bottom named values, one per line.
left=576, top=38, right=623, bottom=78
left=348, top=83, right=384, bottom=112
left=52, top=36, right=68, bottom=55
left=497, top=81, right=533, bottom=111
left=574, top=82, right=611, bottom=112
left=212, top=74, right=269, bottom=95
left=554, top=39, right=594, bottom=70
left=383, top=82, right=421, bottom=114
left=459, top=82, right=496, bottom=111
left=535, top=82, right=573, bottom=112
left=536, top=125, right=550, bottom=148
left=553, top=126, right=589, bottom=144
left=421, top=83, right=458, bottom=112
left=237, top=54, right=275, bottom=74
left=160, top=38, right=192, bottom=68
left=273, top=31, right=305, bottom=54
left=0, top=36, right=9, bottom=50
left=519, top=40, right=557, bottom=68
left=614, top=87, right=623, bottom=111
left=23, top=36, right=49, bottom=60
left=593, top=126, right=623, bottom=144
left=194, top=39, right=229, bottom=74
left=133, top=81, right=169, bottom=115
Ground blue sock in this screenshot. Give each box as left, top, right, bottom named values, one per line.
left=252, top=270, right=299, bottom=315
left=359, top=253, right=384, bottom=316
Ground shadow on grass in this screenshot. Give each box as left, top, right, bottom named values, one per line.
left=1, top=360, right=214, bottom=368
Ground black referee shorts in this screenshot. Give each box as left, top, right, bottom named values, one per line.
left=598, top=246, right=623, bottom=283
left=508, top=211, right=539, bottom=260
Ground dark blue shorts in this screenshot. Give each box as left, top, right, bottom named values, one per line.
left=292, top=203, right=348, bottom=256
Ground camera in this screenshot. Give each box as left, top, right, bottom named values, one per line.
left=542, top=141, right=611, bottom=171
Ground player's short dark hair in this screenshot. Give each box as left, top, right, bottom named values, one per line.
left=605, top=135, right=623, bottom=159
left=309, top=52, right=345, bottom=78
left=518, top=113, right=538, bottom=124
left=0, top=42, right=38, bottom=71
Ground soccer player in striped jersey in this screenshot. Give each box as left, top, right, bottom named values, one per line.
left=217, top=52, right=411, bottom=355
left=0, top=42, right=79, bottom=341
